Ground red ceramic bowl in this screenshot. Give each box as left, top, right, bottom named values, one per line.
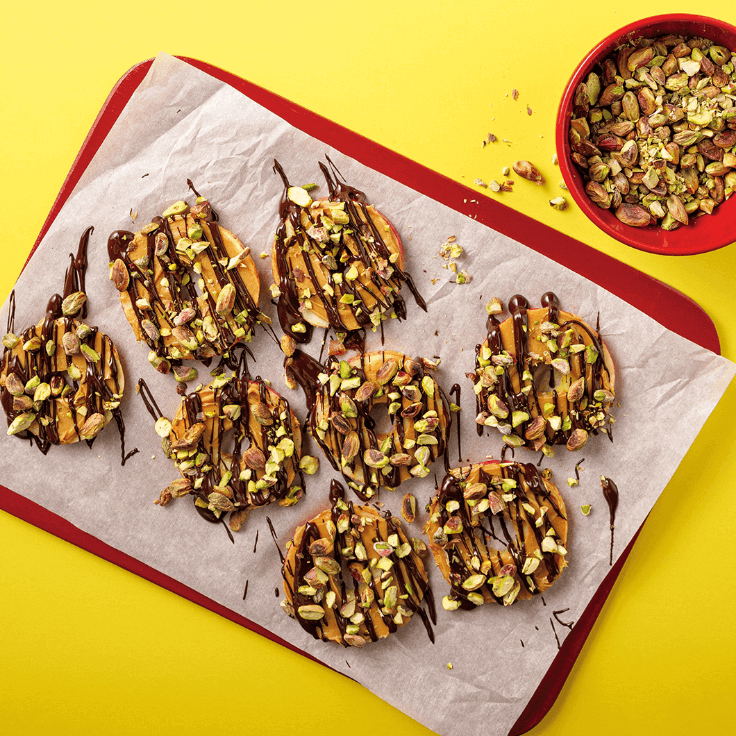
left=556, top=14, right=736, bottom=255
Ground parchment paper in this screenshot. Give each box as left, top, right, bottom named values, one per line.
left=1, top=53, right=734, bottom=736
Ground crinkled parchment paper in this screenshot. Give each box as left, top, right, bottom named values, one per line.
left=1, top=54, right=734, bottom=736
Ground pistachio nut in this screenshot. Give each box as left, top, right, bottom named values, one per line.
left=61, top=291, right=87, bottom=317
left=79, top=412, right=106, bottom=441
left=512, top=160, right=544, bottom=185
left=299, top=455, right=320, bottom=475
left=7, top=411, right=35, bottom=436
left=111, top=259, right=130, bottom=292
left=216, top=283, right=236, bottom=315
left=401, top=493, right=417, bottom=523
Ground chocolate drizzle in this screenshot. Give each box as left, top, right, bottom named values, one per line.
left=449, top=383, right=462, bottom=463
left=428, top=461, right=568, bottom=609
left=282, top=479, right=435, bottom=647
left=156, top=346, right=305, bottom=531
left=473, top=292, right=615, bottom=451
left=287, top=348, right=451, bottom=501
left=271, top=158, right=426, bottom=347
left=1, top=228, right=135, bottom=463
left=107, top=185, right=268, bottom=371
left=600, top=475, right=619, bottom=565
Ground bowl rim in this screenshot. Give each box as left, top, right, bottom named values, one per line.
left=555, top=13, right=736, bottom=256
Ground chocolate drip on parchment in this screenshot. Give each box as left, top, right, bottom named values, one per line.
left=473, top=292, right=615, bottom=451
left=600, top=475, right=619, bottom=565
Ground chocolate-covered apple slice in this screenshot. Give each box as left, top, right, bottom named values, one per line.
left=108, top=185, right=267, bottom=374
left=271, top=158, right=426, bottom=345
left=151, top=347, right=316, bottom=532
left=287, top=348, right=451, bottom=501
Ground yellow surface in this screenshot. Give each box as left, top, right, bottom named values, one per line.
left=1, top=1, right=734, bottom=734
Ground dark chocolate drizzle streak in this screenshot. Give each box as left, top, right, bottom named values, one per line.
left=271, top=158, right=426, bottom=347
left=282, top=479, right=435, bottom=646
left=472, top=292, right=614, bottom=450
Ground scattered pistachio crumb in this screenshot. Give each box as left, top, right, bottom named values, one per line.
left=447, top=662, right=453, bottom=670
left=567, top=477, right=578, bottom=487
left=581, top=504, right=592, bottom=516
left=259, top=251, right=269, bottom=259
left=559, top=181, right=568, bottom=190
left=550, top=196, right=568, bottom=211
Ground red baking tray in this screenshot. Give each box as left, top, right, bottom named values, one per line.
left=0, top=56, right=720, bottom=735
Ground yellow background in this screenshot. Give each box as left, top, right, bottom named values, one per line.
left=1, top=2, right=734, bottom=734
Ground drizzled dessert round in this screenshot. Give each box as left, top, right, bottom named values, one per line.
left=1, top=311, right=124, bottom=449
left=108, top=188, right=266, bottom=374
left=473, top=292, right=616, bottom=453
left=271, top=159, right=426, bottom=345
left=156, top=363, right=307, bottom=531
left=281, top=480, right=434, bottom=647
left=1, top=227, right=127, bottom=454
left=296, top=349, right=451, bottom=501
left=424, top=460, right=568, bottom=610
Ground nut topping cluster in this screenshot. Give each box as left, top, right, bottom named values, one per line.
left=570, top=35, right=736, bottom=228
left=1, top=314, right=124, bottom=449
left=425, top=461, right=568, bottom=609
left=271, top=160, right=426, bottom=345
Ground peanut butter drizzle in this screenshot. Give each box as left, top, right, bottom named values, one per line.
left=430, top=462, right=567, bottom=610
left=473, top=292, right=615, bottom=450
left=272, top=158, right=426, bottom=347
left=287, top=348, right=451, bottom=501
left=283, top=479, right=435, bottom=646
left=1, top=228, right=136, bottom=463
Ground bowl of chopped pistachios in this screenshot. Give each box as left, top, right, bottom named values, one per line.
left=556, top=14, right=736, bottom=254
